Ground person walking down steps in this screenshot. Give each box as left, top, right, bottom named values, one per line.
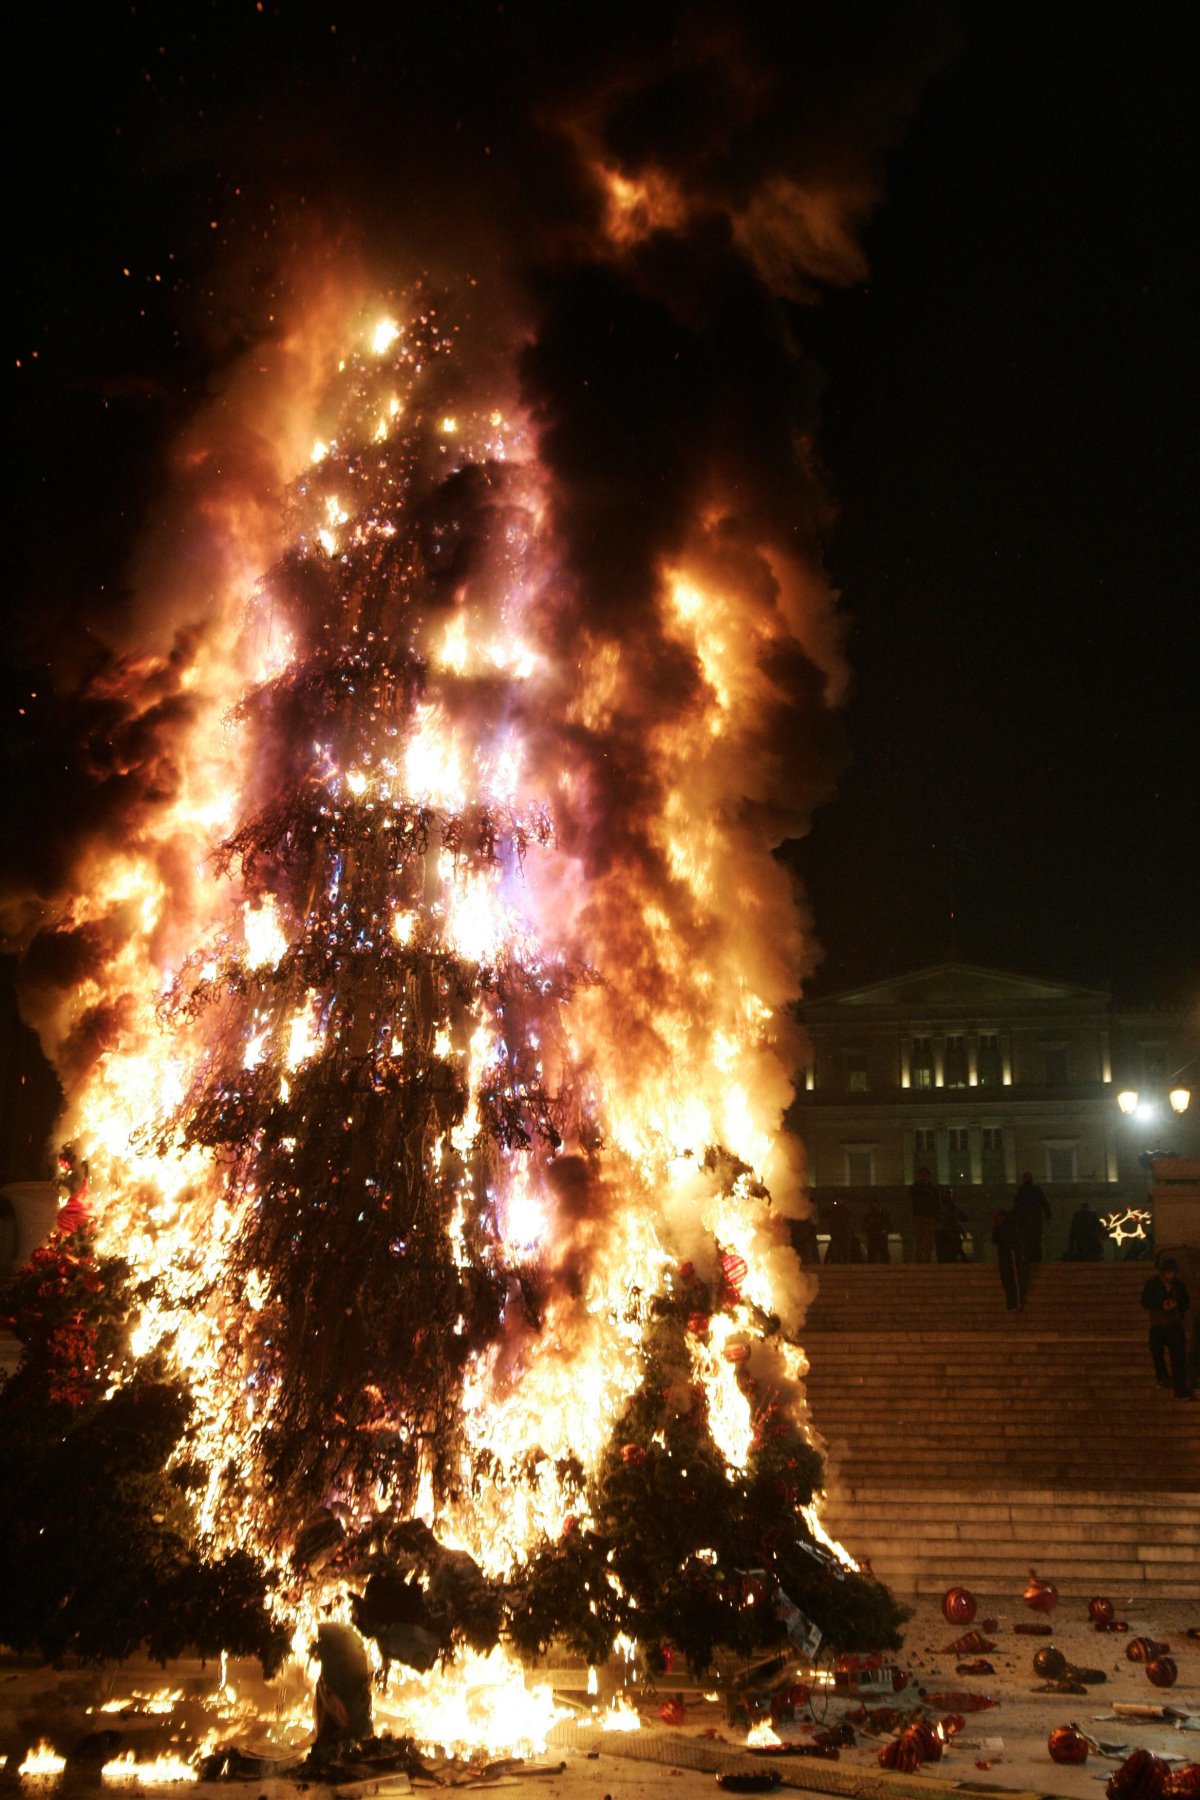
left=1141, top=1256, right=1193, bottom=1398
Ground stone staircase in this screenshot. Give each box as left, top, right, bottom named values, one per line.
left=801, top=1263, right=1200, bottom=1599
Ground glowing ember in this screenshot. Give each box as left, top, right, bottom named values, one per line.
left=18, top=1743, right=66, bottom=1778
left=101, top=1753, right=198, bottom=1784
left=600, top=1696, right=643, bottom=1733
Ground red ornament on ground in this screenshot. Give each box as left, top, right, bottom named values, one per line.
left=659, top=1697, right=685, bottom=1727
left=1024, top=1568, right=1058, bottom=1612
left=942, top=1585, right=977, bottom=1625
left=878, top=1738, right=921, bottom=1772
left=1163, top=1765, right=1200, bottom=1796
left=1097, top=1618, right=1131, bottom=1632
left=1127, top=1637, right=1169, bottom=1663
left=1049, top=1726, right=1091, bottom=1765
left=1147, top=1657, right=1178, bottom=1688
left=1090, top=1596, right=1116, bottom=1622
left=940, top=1714, right=966, bottom=1739
left=903, top=1720, right=942, bottom=1763
left=1033, top=1645, right=1067, bottom=1678
left=1107, top=1748, right=1168, bottom=1800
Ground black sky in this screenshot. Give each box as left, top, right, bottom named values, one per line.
left=6, top=0, right=1198, bottom=1044
left=785, top=3, right=1198, bottom=1003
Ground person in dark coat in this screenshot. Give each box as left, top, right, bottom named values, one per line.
left=1065, top=1200, right=1106, bottom=1261
left=1013, top=1171, right=1051, bottom=1263
left=909, top=1166, right=939, bottom=1262
left=935, top=1188, right=967, bottom=1262
left=1140, top=1257, right=1192, bottom=1397
left=862, top=1197, right=893, bottom=1264
left=992, top=1206, right=1027, bottom=1311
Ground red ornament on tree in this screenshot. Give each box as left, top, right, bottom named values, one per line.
left=1147, top=1657, right=1178, bottom=1689
left=686, top=1312, right=710, bottom=1335
left=721, top=1252, right=748, bottom=1295
left=620, top=1443, right=647, bottom=1465
left=723, top=1340, right=751, bottom=1364
left=942, top=1585, right=977, bottom=1625
left=1107, top=1748, right=1168, bottom=1800
left=1024, top=1569, right=1058, bottom=1612
left=1090, top=1596, right=1116, bottom=1623
left=1049, top=1726, right=1090, bottom=1765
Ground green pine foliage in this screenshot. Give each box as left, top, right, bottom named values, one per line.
left=0, top=1223, right=286, bottom=1671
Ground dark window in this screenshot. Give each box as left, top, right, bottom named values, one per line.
left=1047, top=1144, right=1077, bottom=1183
left=845, top=1050, right=869, bottom=1093
left=948, top=1127, right=971, bottom=1183
left=978, top=1032, right=1001, bottom=1086
left=981, top=1127, right=1005, bottom=1182
left=914, top=1127, right=937, bottom=1167
left=1044, top=1045, right=1069, bottom=1087
left=911, top=1037, right=933, bottom=1090
left=846, top=1149, right=875, bottom=1186
left=944, top=1036, right=968, bottom=1087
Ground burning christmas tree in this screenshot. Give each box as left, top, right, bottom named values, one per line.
left=2, top=283, right=904, bottom=1722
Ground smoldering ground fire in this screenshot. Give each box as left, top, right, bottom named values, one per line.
left=0, top=3, right=953, bottom=1755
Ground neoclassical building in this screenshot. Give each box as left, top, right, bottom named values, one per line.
left=789, top=962, right=1200, bottom=1260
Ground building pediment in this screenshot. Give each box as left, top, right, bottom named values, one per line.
left=803, top=962, right=1109, bottom=1016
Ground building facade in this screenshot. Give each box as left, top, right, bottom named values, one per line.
left=789, top=962, right=1200, bottom=1260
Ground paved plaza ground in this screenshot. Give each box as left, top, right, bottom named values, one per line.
left=1, top=1592, right=1197, bottom=1800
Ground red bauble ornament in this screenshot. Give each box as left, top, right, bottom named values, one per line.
left=621, top=1443, right=647, bottom=1465
left=940, top=1714, right=966, bottom=1739
left=1033, top=1645, right=1067, bottom=1678
left=1163, top=1765, right=1200, bottom=1797
left=1107, top=1748, right=1168, bottom=1800
left=723, top=1340, right=751, bottom=1364
left=878, top=1738, right=921, bottom=1772
left=1090, top=1596, right=1116, bottom=1623
left=659, top=1697, right=685, bottom=1727
left=1024, top=1569, right=1059, bottom=1612
left=1049, top=1726, right=1090, bottom=1765
left=677, top=1261, right=695, bottom=1283
left=1127, top=1637, right=1169, bottom=1664
left=1147, top=1657, right=1178, bottom=1689
left=1097, top=1617, right=1131, bottom=1632
left=903, top=1721, right=942, bottom=1763
left=942, top=1585, right=977, bottom=1625
left=686, top=1312, right=710, bottom=1335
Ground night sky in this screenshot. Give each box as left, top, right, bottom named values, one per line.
left=4, top=0, right=1198, bottom=1174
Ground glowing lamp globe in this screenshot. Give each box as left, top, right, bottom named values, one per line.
left=1089, top=1596, right=1116, bottom=1623
left=1169, top=1087, right=1191, bottom=1115
left=1049, top=1726, right=1090, bottom=1765
left=1147, top=1657, right=1178, bottom=1689
left=1117, top=1090, right=1140, bottom=1116
left=942, top=1585, right=977, bottom=1625
left=1024, top=1570, right=1058, bottom=1612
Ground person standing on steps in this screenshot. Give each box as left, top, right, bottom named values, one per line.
left=992, top=1206, right=1027, bottom=1312
left=1013, top=1170, right=1051, bottom=1264
left=1140, top=1256, right=1193, bottom=1398
left=909, top=1165, right=939, bottom=1263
